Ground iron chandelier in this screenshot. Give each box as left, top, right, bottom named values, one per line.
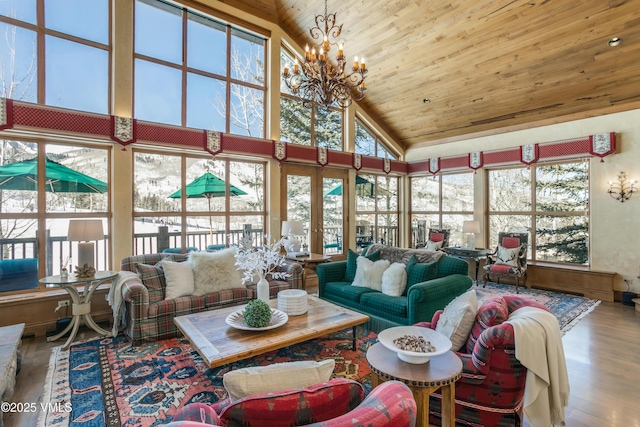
left=282, top=0, right=367, bottom=109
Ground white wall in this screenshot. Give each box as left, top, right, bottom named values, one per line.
left=406, top=108, right=640, bottom=293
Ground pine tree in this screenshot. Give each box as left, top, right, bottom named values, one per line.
left=535, top=162, right=589, bottom=264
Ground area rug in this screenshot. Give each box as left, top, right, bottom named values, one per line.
left=474, top=281, right=600, bottom=334
left=39, top=286, right=599, bottom=427
left=38, top=328, right=376, bottom=427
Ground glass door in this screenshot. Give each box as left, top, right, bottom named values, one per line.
left=281, top=165, right=348, bottom=259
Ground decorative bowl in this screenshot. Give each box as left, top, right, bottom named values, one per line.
left=277, top=289, right=308, bottom=315
left=225, top=308, right=288, bottom=331
left=377, top=326, right=452, bottom=364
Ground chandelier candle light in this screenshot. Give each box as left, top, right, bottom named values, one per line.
left=282, top=0, right=367, bottom=109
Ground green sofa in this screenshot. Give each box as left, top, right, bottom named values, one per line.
left=316, top=244, right=472, bottom=332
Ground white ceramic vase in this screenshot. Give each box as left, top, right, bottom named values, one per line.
left=257, top=277, right=270, bottom=303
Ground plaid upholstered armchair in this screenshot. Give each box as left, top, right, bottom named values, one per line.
left=416, top=295, right=549, bottom=427
left=162, top=379, right=417, bottom=427
left=483, top=232, right=529, bottom=293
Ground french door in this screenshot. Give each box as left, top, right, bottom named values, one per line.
left=281, top=165, right=348, bottom=259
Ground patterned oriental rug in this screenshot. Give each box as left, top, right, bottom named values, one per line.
left=38, top=286, right=599, bottom=426
left=474, top=281, right=600, bottom=334
left=38, top=329, right=377, bottom=427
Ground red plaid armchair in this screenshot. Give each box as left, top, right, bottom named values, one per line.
left=161, top=378, right=416, bottom=427
left=415, top=295, right=548, bottom=427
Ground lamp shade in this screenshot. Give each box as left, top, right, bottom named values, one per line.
left=282, top=220, right=304, bottom=236
left=68, top=219, right=105, bottom=242
left=462, top=220, right=480, bottom=234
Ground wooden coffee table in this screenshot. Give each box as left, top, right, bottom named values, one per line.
left=174, top=296, right=369, bottom=368
left=367, top=342, right=462, bottom=427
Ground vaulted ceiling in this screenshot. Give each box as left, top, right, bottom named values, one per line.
left=220, top=0, right=640, bottom=150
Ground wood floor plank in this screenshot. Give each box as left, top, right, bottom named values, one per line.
left=3, top=299, right=640, bottom=427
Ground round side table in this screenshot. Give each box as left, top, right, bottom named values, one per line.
left=366, top=342, right=462, bottom=427
left=40, top=270, right=118, bottom=350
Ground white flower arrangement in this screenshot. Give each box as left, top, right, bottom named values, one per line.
left=233, top=234, right=290, bottom=284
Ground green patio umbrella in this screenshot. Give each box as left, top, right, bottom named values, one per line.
left=0, top=157, right=108, bottom=193
left=325, top=175, right=375, bottom=197
left=168, top=172, right=248, bottom=243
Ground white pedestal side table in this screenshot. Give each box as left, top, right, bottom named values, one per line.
left=40, top=270, right=118, bottom=350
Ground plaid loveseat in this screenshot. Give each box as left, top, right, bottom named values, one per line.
left=316, top=244, right=472, bottom=332
left=119, top=253, right=303, bottom=345
left=416, top=295, right=549, bottom=427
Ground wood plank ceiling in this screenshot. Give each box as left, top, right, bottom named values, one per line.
left=220, top=0, right=640, bottom=150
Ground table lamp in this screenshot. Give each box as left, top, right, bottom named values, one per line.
left=462, top=220, right=480, bottom=249
left=68, top=219, right=104, bottom=269
left=281, top=220, right=304, bottom=253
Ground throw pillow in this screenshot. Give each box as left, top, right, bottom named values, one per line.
left=344, top=248, right=381, bottom=282
left=424, top=239, right=444, bottom=251
left=135, top=262, right=166, bottom=304
left=219, top=379, right=364, bottom=427
left=189, top=248, right=243, bottom=296
left=162, top=259, right=194, bottom=300
left=496, top=244, right=521, bottom=267
left=223, top=359, right=335, bottom=402
left=351, top=256, right=390, bottom=291
left=381, top=262, right=408, bottom=296
left=405, top=255, right=438, bottom=289
left=435, top=289, right=478, bottom=351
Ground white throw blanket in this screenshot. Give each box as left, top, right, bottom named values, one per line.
left=505, top=306, right=570, bottom=427
left=106, top=271, right=139, bottom=336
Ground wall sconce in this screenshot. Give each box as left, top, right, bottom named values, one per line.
left=607, top=172, right=637, bottom=203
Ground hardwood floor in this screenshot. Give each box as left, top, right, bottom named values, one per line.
left=3, top=298, right=640, bottom=427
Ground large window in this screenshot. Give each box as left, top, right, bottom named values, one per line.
left=410, top=173, right=474, bottom=247
left=279, top=48, right=343, bottom=149
left=134, top=0, right=266, bottom=137
left=488, top=160, right=589, bottom=264
left=0, top=0, right=110, bottom=113
left=355, top=119, right=397, bottom=160
left=133, top=151, right=265, bottom=254
left=355, top=174, right=399, bottom=248
left=0, top=140, right=111, bottom=294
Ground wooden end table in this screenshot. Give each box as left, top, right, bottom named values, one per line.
left=286, top=253, right=331, bottom=289
left=443, top=246, right=492, bottom=281
left=366, top=342, right=462, bottom=427
left=39, top=270, right=117, bottom=350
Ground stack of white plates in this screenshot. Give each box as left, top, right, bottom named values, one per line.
left=277, top=289, right=308, bottom=315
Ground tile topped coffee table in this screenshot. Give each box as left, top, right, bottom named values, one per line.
left=174, top=296, right=369, bottom=368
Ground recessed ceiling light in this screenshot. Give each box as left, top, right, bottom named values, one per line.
left=608, top=37, right=622, bottom=47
